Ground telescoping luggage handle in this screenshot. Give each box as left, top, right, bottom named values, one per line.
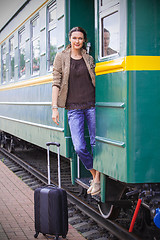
left=46, top=142, right=61, bottom=188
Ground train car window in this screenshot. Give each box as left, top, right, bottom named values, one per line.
left=47, top=2, right=57, bottom=72
left=102, top=11, right=119, bottom=57
left=99, top=1, right=119, bottom=59
left=9, top=37, right=15, bottom=81
left=31, top=15, right=40, bottom=76
left=1, top=43, right=6, bottom=84
left=19, top=28, right=25, bottom=79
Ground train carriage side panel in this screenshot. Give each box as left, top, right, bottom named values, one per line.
left=95, top=70, right=127, bottom=181
left=127, top=69, right=160, bottom=183
left=0, top=82, right=66, bottom=156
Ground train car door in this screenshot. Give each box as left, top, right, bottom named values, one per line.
left=64, top=0, right=96, bottom=184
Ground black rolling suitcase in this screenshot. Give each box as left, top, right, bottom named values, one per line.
left=34, top=142, right=68, bottom=239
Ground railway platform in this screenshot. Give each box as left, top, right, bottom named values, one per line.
left=0, top=160, right=85, bottom=240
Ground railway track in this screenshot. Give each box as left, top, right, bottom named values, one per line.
left=0, top=146, right=142, bottom=240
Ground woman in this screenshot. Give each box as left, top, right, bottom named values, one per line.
left=103, top=28, right=117, bottom=56
left=52, top=27, right=100, bottom=196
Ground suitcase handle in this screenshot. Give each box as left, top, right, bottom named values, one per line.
left=46, top=142, right=60, bottom=147
left=46, top=142, right=61, bottom=188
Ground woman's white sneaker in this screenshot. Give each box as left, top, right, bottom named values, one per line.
left=91, top=182, right=101, bottom=196
left=87, top=180, right=94, bottom=194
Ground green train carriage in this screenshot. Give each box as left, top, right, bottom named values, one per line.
left=94, top=0, right=160, bottom=227
left=0, top=0, right=160, bottom=230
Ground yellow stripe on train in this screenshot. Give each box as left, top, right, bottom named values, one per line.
left=95, top=56, right=160, bottom=75
left=0, top=74, right=53, bottom=91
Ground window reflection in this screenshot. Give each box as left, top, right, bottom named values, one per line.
left=19, top=47, right=25, bottom=78
left=32, top=39, right=40, bottom=75
left=31, top=16, right=40, bottom=76
left=1, top=43, right=6, bottom=83
left=47, top=3, right=57, bottom=71
left=19, top=28, right=25, bottom=78
left=102, top=11, right=119, bottom=57
left=9, top=37, right=14, bottom=81
left=48, top=29, right=57, bottom=71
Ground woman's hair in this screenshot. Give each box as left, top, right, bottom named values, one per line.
left=67, top=26, right=87, bottom=50
left=104, top=28, right=110, bottom=34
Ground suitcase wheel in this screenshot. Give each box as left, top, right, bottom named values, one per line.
left=34, top=232, right=39, bottom=238
left=62, top=235, right=66, bottom=239
left=55, top=236, right=59, bottom=240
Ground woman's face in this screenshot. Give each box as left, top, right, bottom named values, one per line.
left=69, top=31, right=84, bottom=50
left=104, top=31, right=110, bottom=49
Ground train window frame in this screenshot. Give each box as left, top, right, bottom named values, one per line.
left=47, top=1, right=57, bottom=72
left=9, top=36, right=15, bottom=82
left=99, top=1, right=120, bottom=59
left=1, top=42, right=6, bottom=84
left=30, top=14, right=40, bottom=76
left=99, top=0, right=118, bottom=11
left=18, top=27, right=26, bottom=79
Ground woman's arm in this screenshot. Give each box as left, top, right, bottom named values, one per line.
left=52, top=52, right=62, bottom=88
left=52, top=86, right=60, bottom=125
left=52, top=52, right=63, bottom=125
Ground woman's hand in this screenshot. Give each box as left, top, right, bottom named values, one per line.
left=52, top=109, right=59, bottom=125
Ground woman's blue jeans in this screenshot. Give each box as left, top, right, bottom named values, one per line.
left=67, top=107, right=95, bottom=170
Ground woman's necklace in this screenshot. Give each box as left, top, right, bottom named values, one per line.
left=71, top=54, right=82, bottom=60
left=71, top=50, right=82, bottom=60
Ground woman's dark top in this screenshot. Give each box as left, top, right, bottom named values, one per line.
left=66, top=57, right=95, bottom=110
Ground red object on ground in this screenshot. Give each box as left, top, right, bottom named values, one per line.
left=129, top=198, right=142, bottom=232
